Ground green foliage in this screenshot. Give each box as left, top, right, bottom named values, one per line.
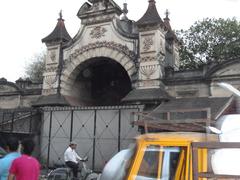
left=177, top=18, right=240, bottom=69
left=25, top=51, right=46, bottom=82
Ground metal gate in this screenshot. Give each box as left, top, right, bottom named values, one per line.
left=40, top=105, right=142, bottom=171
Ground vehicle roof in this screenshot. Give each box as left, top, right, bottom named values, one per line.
left=136, top=132, right=218, bottom=143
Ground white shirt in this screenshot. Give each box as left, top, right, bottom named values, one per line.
left=64, top=147, right=82, bottom=163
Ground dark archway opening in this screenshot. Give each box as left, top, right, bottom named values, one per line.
left=73, top=57, right=132, bottom=106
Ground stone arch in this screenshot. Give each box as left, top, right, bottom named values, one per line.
left=61, top=41, right=137, bottom=105
left=205, top=59, right=240, bottom=78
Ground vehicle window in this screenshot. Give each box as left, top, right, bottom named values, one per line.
left=135, top=146, right=186, bottom=180
left=161, top=147, right=180, bottom=180
left=169, top=151, right=180, bottom=178
left=136, top=145, right=160, bottom=179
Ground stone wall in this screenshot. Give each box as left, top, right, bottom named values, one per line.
left=0, top=78, right=41, bottom=109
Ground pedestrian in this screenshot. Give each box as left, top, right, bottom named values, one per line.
left=0, top=137, right=20, bottom=180
left=8, top=138, right=40, bottom=180
left=64, top=141, right=82, bottom=179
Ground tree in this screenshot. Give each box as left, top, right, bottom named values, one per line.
left=25, top=51, right=46, bottom=82
left=177, top=18, right=240, bottom=69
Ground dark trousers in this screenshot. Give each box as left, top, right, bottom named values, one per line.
left=65, top=161, right=79, bottom=178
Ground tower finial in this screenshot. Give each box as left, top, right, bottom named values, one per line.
left=149, top=0, right=156, bottom=4
left=164, top=9, right=172, bottom=31
left=165, top=9, right=170, bottom=19
left=123, top=3, right=128, bottom=14
left=59, top=10, right=63, bottom=20
left=121, top=2, right=129, bottom=20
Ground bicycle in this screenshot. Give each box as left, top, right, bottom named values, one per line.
left=47, top=157, right=99, bottom=180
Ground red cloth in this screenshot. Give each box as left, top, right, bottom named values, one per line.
left=9, top=155, right=40, bottom=180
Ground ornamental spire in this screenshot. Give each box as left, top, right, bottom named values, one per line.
left=165, top=9, right=169, bottom=19
left=149, top=0, right=155, bottom=4
left=42, top=11, right=72, bottom=44
left=121, top=2, right=128, bottom=20
left=136, top=0, right=163, bottom=26
left=59, top=10, right=63, bottom=20
left=164, top=9, right=171, bottom=30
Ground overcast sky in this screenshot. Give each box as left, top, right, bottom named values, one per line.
left=0, top=0, right=239, bottom=82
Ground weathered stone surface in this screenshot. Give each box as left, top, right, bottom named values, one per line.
left=1, top=0, right=240, bottom=108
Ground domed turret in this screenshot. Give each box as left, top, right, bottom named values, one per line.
left=42, top=11, right=72, bottom=44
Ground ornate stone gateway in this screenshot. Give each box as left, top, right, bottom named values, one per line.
left=38, top=0, right=179, bottom=171
left=40, top=0, right=179, bottom=107
left=1, top=0, right=240, bottom=172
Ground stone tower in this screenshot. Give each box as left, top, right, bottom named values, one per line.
left=40, top=12, right=72, bottom=105
left=122, top=0, right=179, bottom=105
left=136, top=0, right=179, bottom=89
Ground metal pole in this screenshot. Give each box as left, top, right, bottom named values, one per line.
left=47, top=111, right=53, bottom=169
left=118, top=109, right=121, bottom=152
left=92, top=110, right=97, bottom=171
left=29, top=111, right=33, bottom=133
left=206, top=108, right=211, bottom=134
left=1, top=112, right=4, bottom=131
left=70, top=110, right=74, bottom=141
left=11, top=112, right=14, bottom=132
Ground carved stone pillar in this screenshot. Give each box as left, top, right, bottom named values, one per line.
left=138, top=29, right=166, bottom=89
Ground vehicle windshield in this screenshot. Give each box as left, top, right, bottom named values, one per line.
left=100, top=145, right=135, bottom=180
left=135, top=145, right=186, bottom=180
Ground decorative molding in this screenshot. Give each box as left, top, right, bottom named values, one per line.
left=140, top=64, right=158, bottom=79
left=141, top=33, right=155, bottom=37
left=157, top=51, right=165, bottom=62
left=82, top=15, right=113, bottom=25
left=66, top=41, right=137, bottom=66
left=50, top=51, right=56, bottom=62
left=177, top=90, right=198, bottom=97
left=143, top=36, right=153, bottom=51
left=90, top=26, right=107, bottom=39
left=92, top=2, right=100, bottom=11
left=141, top=56, right=156, bottom=62
left=45, top=66, right=58, bottom=73
left=44, top=75, right=58, bottom=88
left=138, top=23, right=167, bottom=32
left=138, top=80, right=160, bottom=88
left=42, top=89, right=57, bottom=95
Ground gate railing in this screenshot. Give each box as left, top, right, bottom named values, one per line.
left=0, top=108, right=40, bottom=134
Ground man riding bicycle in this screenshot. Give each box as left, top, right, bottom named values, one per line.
left=64, top=141, right=82, bottom=179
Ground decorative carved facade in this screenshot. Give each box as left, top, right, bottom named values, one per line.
left=66, top=41, right=137, bottom=64
left=1, top=0, right=240, bottom=109
left=143, top=36, right=154, bottom=51
left=90, top=26, right=107, bottom=39
left=38, top=0, right=240, bottom=106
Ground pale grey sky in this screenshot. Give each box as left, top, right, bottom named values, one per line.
left=0, top=0, right=239, bottom=82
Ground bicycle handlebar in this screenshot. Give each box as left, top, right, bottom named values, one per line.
left=80, top=156, right=88, bottom=162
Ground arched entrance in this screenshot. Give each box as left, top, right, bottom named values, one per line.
left=67, top=57, right=132, bottom=106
